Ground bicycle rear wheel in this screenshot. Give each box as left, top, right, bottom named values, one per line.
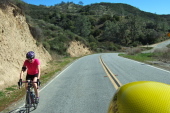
left=25, top=92, right=31, bottom=113
left=33, top=102, right=38, bottom=109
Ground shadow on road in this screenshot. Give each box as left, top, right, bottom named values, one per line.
left=8, top=106, right=37, bottom=113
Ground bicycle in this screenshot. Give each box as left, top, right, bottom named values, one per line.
left=18, top=80, right=39, bottom=113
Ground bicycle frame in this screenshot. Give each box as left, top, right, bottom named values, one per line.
left=21, top=80, right=38, bottom=113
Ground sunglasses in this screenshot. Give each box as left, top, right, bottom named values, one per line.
left=27, top=58, right=33, bottom=60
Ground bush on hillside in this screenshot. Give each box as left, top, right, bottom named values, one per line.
left=29, top=25, right=43, bottom=42
left=127, top=47, right=142, bottom=55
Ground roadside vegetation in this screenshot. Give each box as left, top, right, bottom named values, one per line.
left=119, top=52, right=155, bottom=62
left=0, top=57, right=79, bottom=112
left=119, top=46, right=170, bottom=69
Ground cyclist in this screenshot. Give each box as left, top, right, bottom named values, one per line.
left=18, top=51, right=41, bottom=103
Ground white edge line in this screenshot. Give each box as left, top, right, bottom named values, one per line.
left=124, top=57, right=170, bottom=73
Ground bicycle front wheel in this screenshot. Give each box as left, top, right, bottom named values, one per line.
left=25, top=92, right=31, bottom=113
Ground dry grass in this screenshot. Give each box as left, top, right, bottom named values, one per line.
left=126, top=47, right=142, bottom=55
left=153, top=48, right=170, bottom=62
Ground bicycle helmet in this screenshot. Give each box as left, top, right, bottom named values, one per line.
left=26, top=51, right=35, bottom=59
left=108, top=81, right=170, bottom=113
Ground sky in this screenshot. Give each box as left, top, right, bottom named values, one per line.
left=22, top=0, right=170, bottom=15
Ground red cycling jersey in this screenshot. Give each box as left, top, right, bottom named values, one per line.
left=24, top=59, right=40, bottom=75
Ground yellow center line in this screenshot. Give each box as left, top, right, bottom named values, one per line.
left=99, top=56, right=122, bottom=90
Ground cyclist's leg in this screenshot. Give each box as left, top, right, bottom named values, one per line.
left=33, top=74, right=39, bottom=104
left=25, top=74, right=30, bottom=90
left=33, top=74, right=39, bottom=97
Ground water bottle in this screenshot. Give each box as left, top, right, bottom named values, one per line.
left=32, top=93, right=35, bottom=100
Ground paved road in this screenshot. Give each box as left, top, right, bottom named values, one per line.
left=143, top=39, right=170, bottom=53
left=101, top=53, right=170, bottom=85
left=31, top=54, right=115, bottom=113
left=155, top=39, right=170, bottom=48
left=8, top=53, right=170, bottom=113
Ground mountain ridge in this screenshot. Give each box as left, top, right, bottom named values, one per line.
left=23, top=1, right=170, bottom=53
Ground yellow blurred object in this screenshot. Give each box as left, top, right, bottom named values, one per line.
left=108, top=81, right=170, bottom=113
left=168, top=33, right=170, bottom=37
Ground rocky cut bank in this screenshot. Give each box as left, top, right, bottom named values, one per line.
left=0, top=3, right=52, bottom=89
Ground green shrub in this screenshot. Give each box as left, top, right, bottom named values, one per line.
left=0, top=91, right=5, bottom=98
left=29, top=25, right=43, bottom=42
left=43, top=42, right=51, bottom=51
left=5, top=87, right=15, bottom=91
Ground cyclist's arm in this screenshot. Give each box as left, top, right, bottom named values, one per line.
left=37, top=65, right=41, bottom=79
left=20, top=65, right=27, bottom=79
left=19, top=71, right=23, bottom=79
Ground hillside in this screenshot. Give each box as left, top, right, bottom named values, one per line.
left=21, top=1, right=170, bottom=54
left=0, top=3, right=52, bottom=89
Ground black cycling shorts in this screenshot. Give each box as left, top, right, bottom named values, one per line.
left=26, top=73, right=38, bottom=81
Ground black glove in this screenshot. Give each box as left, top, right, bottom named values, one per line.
left=37, top=79, right=41, bottom=86
left=18, top=79, right=22, bottom=88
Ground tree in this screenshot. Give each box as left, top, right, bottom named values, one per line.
left=145, top=29, right=159, bottom=44
left=59, top=1, right=66, bottom=5
left=73, top=15, right=91, bottom=37
left=117, top=21, right=130, bottom=45
left=120, top=4, right=125, bottom=17
left=127, top=15, right=142, bottom=44
left=79, top=1, right=84, bottom=5
left=90, top=42, right=97, bottom=50
left=98, top=14, right=112, bottom=24
left=102, top=20, right=119, bottom=43
left=102, top=20, right=120, bottom=43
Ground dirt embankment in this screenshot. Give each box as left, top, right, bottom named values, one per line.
left=0, top=4, right=52, bottom=89
left=0, top=4, right=92, bottom=90
left=67, top=41, right=92, bottom=57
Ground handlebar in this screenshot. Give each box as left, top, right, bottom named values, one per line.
left=18, top=80, right=41, bottom=89
left=21, top=80, right=37, bottom=83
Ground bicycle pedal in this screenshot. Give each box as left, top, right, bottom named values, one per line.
left=35, top=98, right=39, bottom=104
